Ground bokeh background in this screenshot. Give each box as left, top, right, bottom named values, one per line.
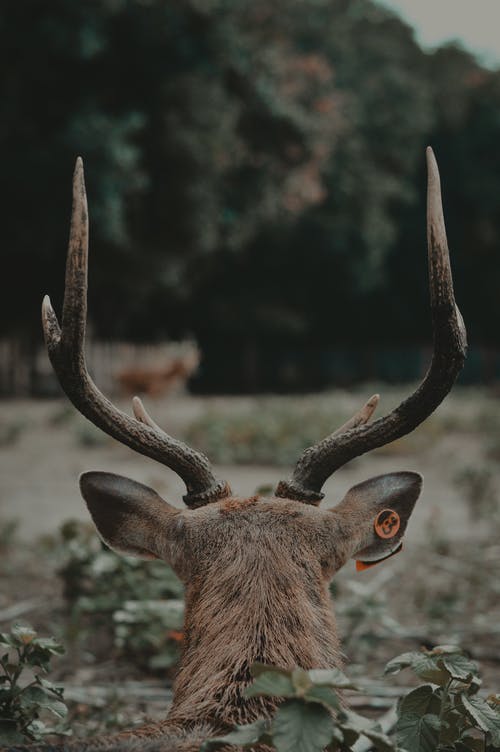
left=1, top=0, right=500, bottom=736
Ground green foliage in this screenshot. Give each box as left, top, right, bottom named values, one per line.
left=203, top=648, right=500, bottom=751
left=3, top=0, right=500, bottom=393
left=0, top=624, right=68, bottom=744
left=185, top=399, right=348, bottom=465
left=385, top=645, right=500, bottom=751
left=202, top=663, right=394, bottom=751
left=56, top=520, right=184, bottom=672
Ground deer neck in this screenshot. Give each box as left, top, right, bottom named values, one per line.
left=167, top=554, right=342, bottom=729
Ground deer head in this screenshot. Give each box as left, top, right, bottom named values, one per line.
left=42, top=148, right=466, bottom=729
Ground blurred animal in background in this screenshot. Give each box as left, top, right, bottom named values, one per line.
left=37, top=148, right=466, bottom=751
left=115, top=350, right=199, bottom=398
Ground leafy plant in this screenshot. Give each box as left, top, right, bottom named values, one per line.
left=202, top=663, right=395, bottom=752
left=0, top=624, right=68, bottom=744
left=56, top=520, right=184, bottom=672
left=113, top=599, right=184, bottom=671
left=385, top=645, right=500, bottom=751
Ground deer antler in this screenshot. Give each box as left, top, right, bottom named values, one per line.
left=42, top=158, right=231, bottom=509
left=276, top=147, right=467, bottom=504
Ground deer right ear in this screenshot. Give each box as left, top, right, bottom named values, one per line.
left=79, top=472, right=179, bottom=560
left=331, top=472, right=423, bottom=569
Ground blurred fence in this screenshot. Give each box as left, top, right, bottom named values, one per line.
left=1, top=339, right=500, bottom=397
left=0, top=339, right=199, bottom=398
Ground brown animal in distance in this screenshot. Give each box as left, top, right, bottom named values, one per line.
left=37, top=147, right=466, bottom=751
left=116, top=350, right=200, bottom=398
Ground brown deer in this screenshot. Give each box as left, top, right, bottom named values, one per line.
left=34, top=148, right=466, bottom=751
left=116, top=351, right=199, bottom=398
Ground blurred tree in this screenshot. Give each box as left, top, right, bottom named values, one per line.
left=1, top=0, right=499, bottom=392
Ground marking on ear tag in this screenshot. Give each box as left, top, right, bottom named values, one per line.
left=374, top=509, right=400, bottom=539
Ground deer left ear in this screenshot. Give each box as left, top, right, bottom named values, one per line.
left=333, top=471, right=423, bottom=569
left=79, top=471, right=179, bottom=560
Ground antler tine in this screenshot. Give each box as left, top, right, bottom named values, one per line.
left=331, top=394, right=379, bottom=437
left=42, top=158, right=231, bottom=509
left=275, top=147, right=467, bottom=504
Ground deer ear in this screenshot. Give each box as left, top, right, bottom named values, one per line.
left=334, top=472, right=422, bottom=567
left=79, top=471, right=178, bottom=560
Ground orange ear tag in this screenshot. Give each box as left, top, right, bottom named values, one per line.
left=356, top=510, right=403, bottom=571
left=374, top=509, right=400, bottom=539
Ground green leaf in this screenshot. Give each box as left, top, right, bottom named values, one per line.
left=272, top=700, right=334, bottom=752
left=0, top=634, right=17, bottom=649
left=410, top=654, right=450, bottom=685
left=245, top=670, right=295, bottom=698
left=440, top=708, right=466, bottom=746
left=384, top=651, right=422, bottom=676
left=441, top=654, right=479, bottom=683
left=308, top=667, right=358, bottom=689
left=398, top=685, right=441, bottom=717
left=34, top=637, right=65, bottom=655
left=38, top=676, right=65, bottom=695
left=429, top=644, right=467, bottom=656
left=339, top=708, right=395, bottom=749
left=304, top=684, right=341, bottom=710
left=461, top=694, right=500, bottom=746
left=396, top=712, right=441, bottom=752
left=20, top=686, right=68, bottom=718
left=200, top=719, right=269, bottom=750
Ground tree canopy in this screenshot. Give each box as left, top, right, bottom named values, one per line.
left=2, top=0, right=499, bottom=388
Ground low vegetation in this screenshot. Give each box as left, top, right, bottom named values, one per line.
left=0, top=625, right=68, bottom=744
left=2, top=620, right=499, bottom=750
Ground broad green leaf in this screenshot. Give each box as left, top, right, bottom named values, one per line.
left=398, top=684, right=440, bottom=717
left=245, top=670, right=295, bottom=698
left=396, top=712, right=440, bottom=752
left=20, top=686, right=68, bottom=718
left=308, top=667, right=358, bottom=689
left=272, top=699, right=334, bottom=752
left=38, top=676, right=65, bottom=695
left=440, top=708, right=466, bottom=745
left=384, top=651, right=422, bottom=676
left=0, top=634, right=17, bottom=648
left=461, top=694, right=500, bottom=746
left=34, top=637, right=65, bottom=655
left=200, top=719, right=269, bottom=750
left=339, top=709, right=394, bottom=749
left=304, top=684, right=341, bottom=710
left=429, top=645, right=467, bottom=656
left=441, top=654, right=479, bottom=683
left=410, top=653, right=450, bottom=685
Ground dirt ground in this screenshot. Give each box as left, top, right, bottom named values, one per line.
left=0, top=387, right=495, bottom=541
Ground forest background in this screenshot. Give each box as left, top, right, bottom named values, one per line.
left=1, top=0, right=500, bottom=392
